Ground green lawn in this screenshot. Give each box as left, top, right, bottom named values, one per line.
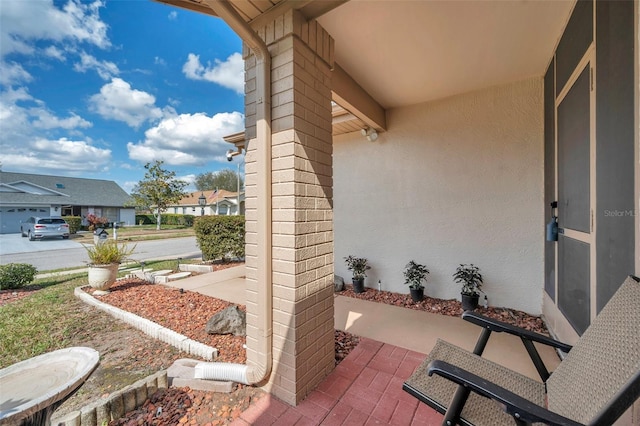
left=0, top=259, right=186, bottom=368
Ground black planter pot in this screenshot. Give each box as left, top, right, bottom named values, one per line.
left=461, top=293, right=480, bottom=311
left=352, top=277, right=365, bottom=293
left=410, top=287, right=424, bottom=302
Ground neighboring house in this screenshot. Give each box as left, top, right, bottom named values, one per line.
left=168, top=189, right=245, bottom=216
left=159, top=0, right=638, bottom=412
left=0, top=171, right=134, bottom=234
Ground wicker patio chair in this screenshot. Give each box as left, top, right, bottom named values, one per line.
left=403, top=275, right=640, bottom=426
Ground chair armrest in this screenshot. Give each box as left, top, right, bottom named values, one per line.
left=427, top=360, right=584, bottom=426
left=462, top=311, right=573, bottom=353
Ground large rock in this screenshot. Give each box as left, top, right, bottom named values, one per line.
left=206, top=306, right=246, bottom=336
left=334, top=275, right=345, bottom=292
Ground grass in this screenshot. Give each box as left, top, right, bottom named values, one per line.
left=0, top=258, right=192, bottom=369
left=0, top=275, right=86, bottom=368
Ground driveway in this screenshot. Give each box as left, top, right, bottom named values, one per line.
left=0, top=233, right=84, bottom=256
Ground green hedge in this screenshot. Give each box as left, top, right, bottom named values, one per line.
left=64, top=216, right=82, bottom=234
left=194, top=215, right=245, bottom=261
left=164, top=214, right=195, bottom=226
left=135, top=214, right=156, bottom=225
left=0, top=263, right=38, bottom=290
left=135, top=214, right=195, bottom=227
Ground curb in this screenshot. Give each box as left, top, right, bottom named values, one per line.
left=74, top=287, right=218, bottom=360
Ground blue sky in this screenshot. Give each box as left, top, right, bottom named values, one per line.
left=0, top=0, right=245, bottom=193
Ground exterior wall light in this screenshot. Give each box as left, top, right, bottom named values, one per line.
left=361, top=127, right=378, bottom=142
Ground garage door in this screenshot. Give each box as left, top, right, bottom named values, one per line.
left=0, top=207, right=48, bottom=234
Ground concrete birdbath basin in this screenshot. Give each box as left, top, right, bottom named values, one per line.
left=0, top=347, right=99, bottom=425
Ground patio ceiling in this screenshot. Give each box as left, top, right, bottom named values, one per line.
left=155, top=0, right=575, bottom=133
left=317, top=0, right=576, bottom=109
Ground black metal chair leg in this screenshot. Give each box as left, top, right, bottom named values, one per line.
left=441, top=327, right=493, bottom=425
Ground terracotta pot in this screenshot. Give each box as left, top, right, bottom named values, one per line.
left=88, top=263, right=119, bottom=293
left=352, top=277, right=365, bottom=293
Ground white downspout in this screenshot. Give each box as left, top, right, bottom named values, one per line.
left=194, top=0, right=272, bottom=385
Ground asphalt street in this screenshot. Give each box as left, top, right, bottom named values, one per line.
left=0, top=234, right=201, bottom=271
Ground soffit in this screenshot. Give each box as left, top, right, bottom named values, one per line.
left=332, top=104, right=365, bottom=136
left=317, top=0, right=575, bottom=108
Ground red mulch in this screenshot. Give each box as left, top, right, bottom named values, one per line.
left=87, top=279, right=247, bottom=363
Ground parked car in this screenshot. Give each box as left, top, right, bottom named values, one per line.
left=20, top=217, right=70, bottom=241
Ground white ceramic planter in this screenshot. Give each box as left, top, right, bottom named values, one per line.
left=88, top=264, right=119, bottom=293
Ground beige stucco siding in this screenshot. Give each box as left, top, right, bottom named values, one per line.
left=334, top=77, right=545, bottom=315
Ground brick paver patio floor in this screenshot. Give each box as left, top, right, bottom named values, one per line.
left=230, top=338, right=443, bottom=425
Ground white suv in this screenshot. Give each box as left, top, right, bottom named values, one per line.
left=20, top=217, right=70, bottom=241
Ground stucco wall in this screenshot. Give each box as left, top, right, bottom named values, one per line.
left=334, top=78, right=545, bottom=315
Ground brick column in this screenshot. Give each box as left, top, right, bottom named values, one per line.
left=243, top=10, right=335, bottom=405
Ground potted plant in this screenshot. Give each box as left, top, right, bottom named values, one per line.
left=344, top=255, right=370, bottom=293
left=404, top=260, right=429, bottom=302
left=84, top=241, right=135, bottom=294
left=453, top=264, right=483, bottom=311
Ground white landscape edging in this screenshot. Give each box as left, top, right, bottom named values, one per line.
left=74, top=287, right=217, bottom=361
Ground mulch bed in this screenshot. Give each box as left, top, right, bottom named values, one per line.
left=338, top=285, right=548, bottom=334
left=87, top=279, right=247, bottom=363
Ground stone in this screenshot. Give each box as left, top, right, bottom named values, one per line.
left=205, top=306, right=246, bottom=336
left=334, top=275, right=345, bottom=292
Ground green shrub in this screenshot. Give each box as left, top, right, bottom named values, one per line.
left=162, top=214, right=195, bottom=227
left=64, top=216, right=82, bottom=234
left=135, top=214, right=156, bottom=225
left=195, top=216, right=245, bottom=261
left=135, top=214, right=194, bottom=227
left=0, top=263, right=38, bottom=290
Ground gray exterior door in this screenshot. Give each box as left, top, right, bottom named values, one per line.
left=556, top=53, right=595, bottom=336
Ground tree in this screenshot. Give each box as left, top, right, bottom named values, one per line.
left=195, top=169, right=244, bottom=192
left=129, top=161, right=188, bottom=230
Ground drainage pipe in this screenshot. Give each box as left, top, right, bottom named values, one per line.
left=197, top=0, right=272, bottom=385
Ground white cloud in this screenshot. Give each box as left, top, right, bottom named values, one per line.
left=0, top=61, right=32, bottom=86
left=30, top=109, right=92, bottom=130
left=89, top=78, right=163, bottom=128
left=154, top=56, right=166, bottom=66
left=127, top=111, right=244, bottom=166
left=182, top=52, right=244, bottom=94
left=1, top=86, right=92, bottom=145
left=0, top=137, right=112, bottom=173
left=0, top=93, right=30, bottom=131
left=0, top=86, right=33, bottom=104
left=73, top=52, right=119, bottom=80
left=168, top=11, right=178, bottom=20
left=0, top=0, right=110, bottom=59
left=44, top=46, right=66, bottom=61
